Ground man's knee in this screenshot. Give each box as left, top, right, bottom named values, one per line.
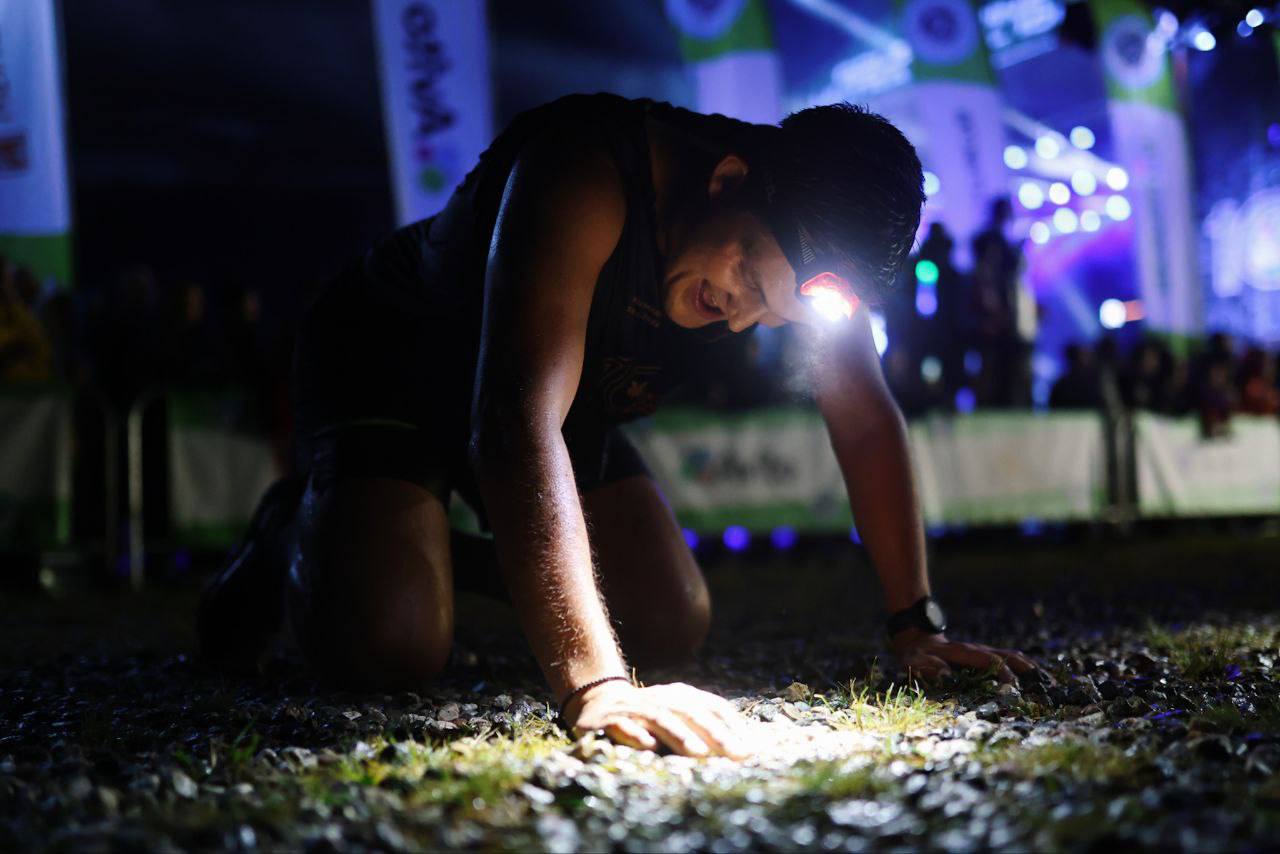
left=618, top=582, right=711, bottom=667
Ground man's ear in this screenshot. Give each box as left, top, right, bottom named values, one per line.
left=708, top=154, right=749, bottom=199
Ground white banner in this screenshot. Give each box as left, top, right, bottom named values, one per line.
left=169, top=427, right=282, bottom=543
left=909, top=412, right=1107, bottom=524
left=627, top=408, right=1108, bottom=530
left=371, top=0, right=494, bottom=226
left=1135, top=413, right=1280, bottom=516
left=0, top=0, right=70, bottom=234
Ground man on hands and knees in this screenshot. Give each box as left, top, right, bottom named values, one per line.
left=198, top=94, right=1038, bottom=758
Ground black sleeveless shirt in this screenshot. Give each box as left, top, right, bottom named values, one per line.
left=356, top=93, right=748, bottom=478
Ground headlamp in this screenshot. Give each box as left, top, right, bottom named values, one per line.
left=758, top=164, right=861, bottom=324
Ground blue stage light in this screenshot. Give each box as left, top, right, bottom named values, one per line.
left=1080, top=210, right=1102, bottom=232
left=1246, top=8, right=1264, bottom=27
left=1035, top=136, right=1060, bottom=159
left=1069, top=126, right=1095, bottom=150
left=723, top=525, right=750, bottom=552
left=1071, top=170, right=1097, bottom=196
left=1018, top=182, right=1044, bottom=210
left=771, top=526, right=798, bottom=550
left=1003, top=145, right=1029, bottom=169
left=1105, top=195, right=1131, bottom=221
left=921, top=356, right=942, bottom=384
left=1105, top=167, right=1129, bottom=190
left=955, top=386, right=977, bottom=413
left=1193, top=29, right=1216, bottom=51
left=1048, top=182, right=1071, bottom=205
left=1238, top=20, right=1254, bottom=37
left=1053, top=208, right=1078, bottom=234
left=1021, top=518, right=1044, bottom=536
left=964, top=350, right=983, bottom=376
left=1029, top=222, right=1051, bottom=244
left=849, top=525, right=861, bottom=544
left=682, top=528, right=699, bottom=549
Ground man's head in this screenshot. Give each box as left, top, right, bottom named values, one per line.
left=662, top=103, right=925, bottom=332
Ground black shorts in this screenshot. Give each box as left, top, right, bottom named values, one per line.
left=291, top=262, right=650, bottom=524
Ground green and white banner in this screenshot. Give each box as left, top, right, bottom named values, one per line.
left=168, top=392, right=283, bottom=547
left=626, top=408, right=1108, bottom=530
left=371, top=0, right=494, bottom=225
left=0, top=388, right=71, bottom=552
left=1135, top=413, right=1280, bottom=517
left=1092, top=0, right=1200, bottom=337
left=667, top=0, right=782, bottom=123
left=869, top=0, right=1008, bottom=265
left=0, top=0, right=73, bottom=286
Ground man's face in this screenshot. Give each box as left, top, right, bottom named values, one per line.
left=661, top=204, right=823, bottom=332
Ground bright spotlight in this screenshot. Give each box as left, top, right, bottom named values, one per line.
left=1052, top=207, right=1078, bottom=233
left=1193, top=29, right=1216, bottom=51
left=1080, top=210, right=1102, bottom=232
left=1106, top=167, right=1129, bottom=190
left=1099, top=298, right=1127, bottom=330
left=922, top=171, right=941, bottom=196
left=1048, top=182, right=1071, bottom=205
left=1156, top=9, right=1179, bottom=36
left=1018, top=182, right=1045, bottom=210
left=1246, top=8, right=1264, bottom=27
left=1106, top=195, right=1132, bottom=220
left=1071, top=170, right=1097, bottom=196
left=963, top=350, right=982, bottom=375
left=682, top=528, right=699, bottom=549
left=921, top=356, right=942, bottom=384
left=1238, top=20, right=1254, bottom=37
left=954, top=387, right=977, bottom=413
left=1004, top=145, right=1029, bottom=169
left=1035, top=136, right=1061, bottom=159
left=1029, top=221, right=1051, bottom=244
left=1069, top=126, right=1095, bottom=150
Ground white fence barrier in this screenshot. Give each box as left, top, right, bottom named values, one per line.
left=626, top=408, right=1110, bottom=531
left=1135, top=413, right=1280, bottom=517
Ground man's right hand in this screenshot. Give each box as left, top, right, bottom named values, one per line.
left=563, top=681, right=752, bottom=759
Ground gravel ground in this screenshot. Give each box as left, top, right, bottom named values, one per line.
left=3, top=532, right=1280, bottom=851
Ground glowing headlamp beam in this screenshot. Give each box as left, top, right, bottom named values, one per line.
left=798, top=272, right=859, bottom=322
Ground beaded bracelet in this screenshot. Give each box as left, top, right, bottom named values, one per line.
left=556, top=675, right=631, bottom=725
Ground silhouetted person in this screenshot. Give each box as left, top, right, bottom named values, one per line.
left=970, top=198, right=1029, bottom=407
left=1237, top=347, right=1278, bottom=416
left=1049, top=343, right=1102, bottom=410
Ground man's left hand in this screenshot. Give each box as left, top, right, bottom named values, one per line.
left=890, top=628, right=1040, bottom=684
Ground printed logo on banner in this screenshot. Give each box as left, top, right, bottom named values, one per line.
left=1102, top=14, right=1164, bottom=90
left=679, top=445, right=797, bottom=485
left=664, top=0, right=748, bottom=40
left=400, top=3, right=459, bottom=198
left=903, top=0, right=980, bottom=65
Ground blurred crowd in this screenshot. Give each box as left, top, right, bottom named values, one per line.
left=1, top=256, right=290, bottom=434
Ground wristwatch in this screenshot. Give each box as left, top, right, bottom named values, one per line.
left=886, top=596, right=947, bottom=637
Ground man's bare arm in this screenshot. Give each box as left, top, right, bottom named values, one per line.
left=810, top=312, right=1039, bottom=681
left=469, top=126, right=628, bottom=702
left=468, top=128, right=751, bottom=757
left=810, top=312, right=929, bottom=613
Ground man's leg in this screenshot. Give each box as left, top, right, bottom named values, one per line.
left=287, top=474, right=455, bottom=690
left=581, top=474, right=711, bottom=668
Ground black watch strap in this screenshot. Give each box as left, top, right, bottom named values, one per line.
left=886, top=596, right=947, bottom=637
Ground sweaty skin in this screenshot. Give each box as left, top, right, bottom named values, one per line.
left=473, top=110, right=1039, bottom=756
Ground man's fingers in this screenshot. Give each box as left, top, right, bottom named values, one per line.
left=938, top=643, right=1017, bottom=683
left=669, top=705, right=750, bottom=759
left=601, top=717, right=657, bottom=751
left=643, top=710, right=711, bottom=757
left=991, top=648, right=1039, bottom=674
left=904, top=653, right=952, bottom=681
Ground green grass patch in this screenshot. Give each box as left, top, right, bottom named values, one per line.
left=1142, top=621, right=1280, bottom=681
left=978, top=737, right=1156, bottom=789
left=817, top=681, right=952, bottom=735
